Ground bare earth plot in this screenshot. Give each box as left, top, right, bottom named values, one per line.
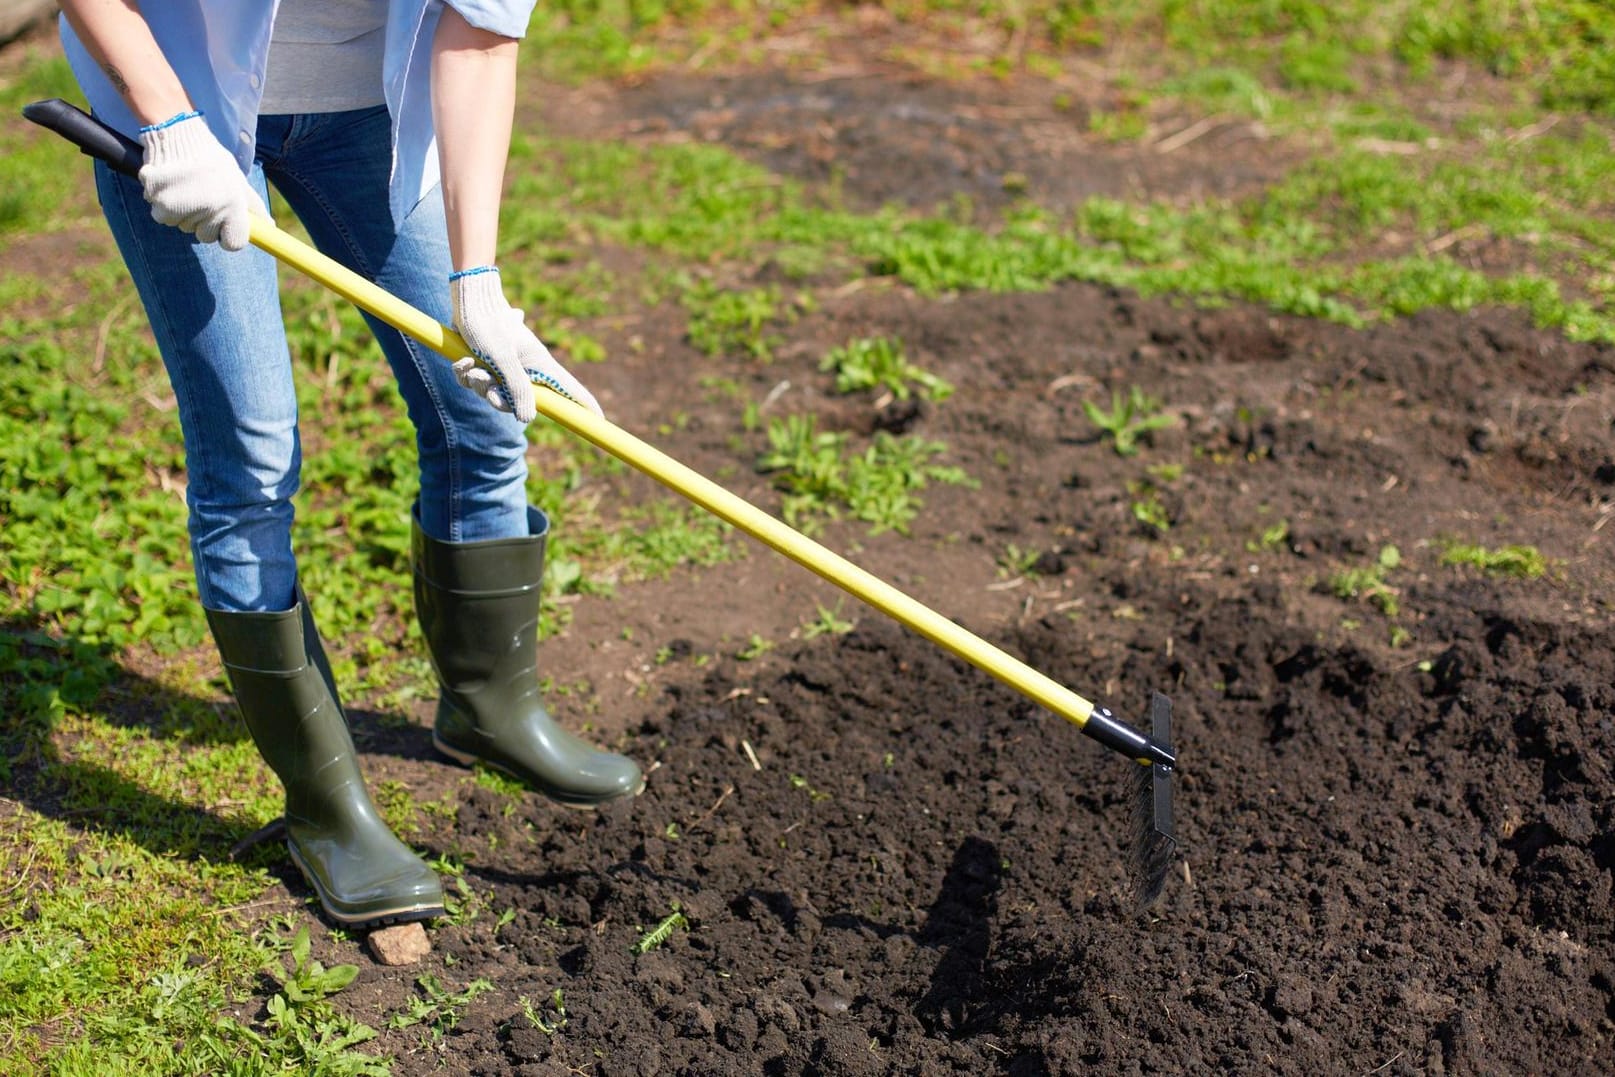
left=355, top=53, right=1612, bottom=1077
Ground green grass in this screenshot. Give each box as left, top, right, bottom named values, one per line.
left=819, top=336, right=953, bottom=401
left=1327, top=544, right=1404, bottom=617
left=681, top=278, right=792, bottom=361
left=501, top=3, right=1615, bottom=339
left=1440, top=540, right=1550, bottom=579
left=0, top=54, right=93, bottom=236
left=1083, top=386, right=1175, bottom=456
left=504, top=124, right=1615, bottom=338
left=517, top=1, right=1615, bottom=116
left=756, top=413, right=976, bottom=534
left=0, top=813, right=393, bottom=1075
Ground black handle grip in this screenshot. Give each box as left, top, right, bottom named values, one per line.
left=22, top=98, right=144, bottom=178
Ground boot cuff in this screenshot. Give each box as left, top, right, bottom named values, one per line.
left=205, top=603, right=306, bottom=672
left=411, top=504, right=548, bottom=595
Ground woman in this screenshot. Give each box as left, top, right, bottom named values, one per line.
left=58, top=0, right=644, bottom=929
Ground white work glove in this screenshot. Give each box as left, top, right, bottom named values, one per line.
left=137, top=111, right=265, bottom=252
left=449, top=266, right=603, bottom=424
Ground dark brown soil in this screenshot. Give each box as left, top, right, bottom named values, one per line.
left=548, top=67, right=1296, bottom=215
left=344, top=272, right=1614, bottom=1072
left=316, top=55, right=1615, bottom=1075
left=12, top=24, right=1615, bottom=1076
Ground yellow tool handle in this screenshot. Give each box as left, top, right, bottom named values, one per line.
left=252, top=217, right=1101, bottom=729
left=21, top=95, right=1173, bottom=762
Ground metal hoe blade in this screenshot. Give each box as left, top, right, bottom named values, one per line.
left=1131, top=692, right=1178, bottom=908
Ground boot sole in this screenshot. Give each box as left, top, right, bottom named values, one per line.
left=433, top=732, right=647, bottom=810
left=287, top=842, right=445, bottom=930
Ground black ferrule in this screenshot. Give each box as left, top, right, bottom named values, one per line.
left=1083, top=705, right=1176, bottom=769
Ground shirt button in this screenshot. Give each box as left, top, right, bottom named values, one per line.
left=239, top=131, right=251, bottom=144
left=249, top=73, right=261, bottom=89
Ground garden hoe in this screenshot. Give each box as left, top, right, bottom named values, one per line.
left=25, top=98, right=1179, bottom=907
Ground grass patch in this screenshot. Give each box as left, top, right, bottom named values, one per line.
left=1084, top=386, right=1176, bottom=456
left=573, top=498, right=740, bottom=583
left=756, top=414, right=976, bottom=534
left=1439, top=541, right=1549, bottom=579
left=500, top=100, right=1615, bottom=340
left=819, top=336, right=953, bottom=401
left=1327, top=544, right=1404, bottom=617
left=0, top=808, right=367, bottom=1075
left=513, top=2, right=1615, bottom=117
left=682, top=278, right=794, bottom=362
left=260, top=925, right=388, bottom=1074
left=0, top=54, right=97, bottom=236
left=631, top=904, right=689, bottom=954
left=499, top=3, right=1615, bottom=341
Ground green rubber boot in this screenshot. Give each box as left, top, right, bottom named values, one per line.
left=411, top=506, right=645, bottom=807
left=207, top=596, right=444, bottom=928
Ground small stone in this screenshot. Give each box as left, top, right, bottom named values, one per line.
left=366, top=922, right=431, bottom=966
left=811, top=969, right=853, bottom=1014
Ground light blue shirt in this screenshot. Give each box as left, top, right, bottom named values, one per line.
left=61, top=0, right=536, bottom=224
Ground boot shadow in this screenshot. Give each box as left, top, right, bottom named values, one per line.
left=3, top=616, right=263, bottom=860
left=344, top=705, right=442, bottom=764
left=1, top=614, right=472, bottom=929
left=821, top=835, right=1012, bottom=1032
left=915, top=835, right=1004, bottom=1035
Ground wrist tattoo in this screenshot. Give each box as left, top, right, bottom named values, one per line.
left=102, top=63, right=130, bottom=96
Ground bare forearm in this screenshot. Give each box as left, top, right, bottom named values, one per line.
left=59, top=0, right=191, bottom=124
left=432, top=8, right=518, bottom=272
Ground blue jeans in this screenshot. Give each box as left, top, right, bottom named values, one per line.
left=96, top=106, right=531, bottom=613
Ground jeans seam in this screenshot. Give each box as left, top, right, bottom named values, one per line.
left=269, top=167, right=377, bottom=281
left=268, top=162, right=466, bottom=539
left=411, top=331, right=464, bottom=541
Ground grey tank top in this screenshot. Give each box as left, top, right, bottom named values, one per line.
left=259, top=0, right=389, bottom=115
